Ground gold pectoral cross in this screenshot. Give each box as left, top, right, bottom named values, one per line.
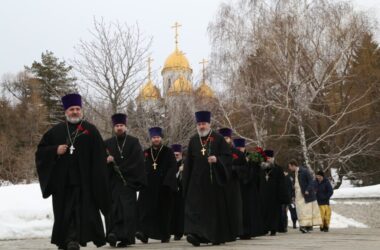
left=153, top=162, right=158, bottom=170
left=201, top=147, right=206, bottom=156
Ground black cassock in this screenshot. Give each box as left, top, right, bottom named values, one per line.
left=170, top=159, right=185, bottom=239
left=104, top=134, right=147, bottom=245
left=35, top=121, right=110, bottom=249
left=241, top=157, right=265, bottom=237
left=137, top=145, right=177, bottom=240
left=183, top=131, right=232, bottom=244
left=224, top=147, right=244, bottom=241
left=258, top=163, right=290, bottom=234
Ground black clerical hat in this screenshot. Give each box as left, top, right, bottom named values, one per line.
left=149, top=127, right=163, bottom=137
left=171, top=144, right=182, bottom=153
left=111, top=113, right=127, bottom=126
left=219, top=128, right=232, bottom=137
left=62, top=93, right=82, bottom=110
left=195, top=111, right=211, bottom=123
left=233, top=138, right=246, bottom=148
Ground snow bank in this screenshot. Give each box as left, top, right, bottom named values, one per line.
left=0, top=183, right=53, bottom=240
left=333, top=184, right=380, bottom=199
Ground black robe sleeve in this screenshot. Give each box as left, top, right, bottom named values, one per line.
left=276, top=165, right=291, bottom=205
left=90, top=126, right=111, bottom=216
left=183, top=138, right=194, bottom=198
left=117, top=137, right=147, bottom=191
left=211, top=134, right=232, bottom=186
left=163, top=147, right=178, bottom=191
left=35, top=129, right=59, bottom=198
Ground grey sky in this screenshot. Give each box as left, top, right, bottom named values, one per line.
left=0, top=0, right=379, bottom=82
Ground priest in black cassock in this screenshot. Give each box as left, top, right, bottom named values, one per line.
left=238, top=143, right=266, bottom=238
left=183, top=111, right=232, bottom=247
left=218, top=128, right=243, bottom=242
left=136, top=127, right=177, bottom=243
left=258, top=149, right=290, bottom=236
left=35, top=93, right=110, bottom=250
left=170, top=144, right=185, bottom=241
left=104, top=113, right=147, bottom=247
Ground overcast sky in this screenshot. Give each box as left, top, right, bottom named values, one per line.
left=0, top=0, right=379, bottom=82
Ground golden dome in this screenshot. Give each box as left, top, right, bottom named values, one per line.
left=168, top=75, right=193, bottom=96
left=137, top=80, right=161, bottom=101
left=196, top=81, right=214, bottom=98
left=162, top=49, right=192, bottom=74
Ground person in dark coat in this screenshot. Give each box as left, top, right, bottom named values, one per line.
left=315, top=171, right=334, bottom=232
left=183, top=111, right=232, bottom=246
left=170, top=144, right=185, bottom=241
left=288, top=159, right=322, bottom=233
left=239, top=144, right=265, bottom=239
left=35, top=93, right=110, bottom=250
left=104, top=113, right=147, bottom=247
left=218, top=128, right=243, bottom=242
left=285, top=172, right=298, bottom=229
left=136, top=127, right=177, bottom=243
left=258, top=149, right=290, bottom=236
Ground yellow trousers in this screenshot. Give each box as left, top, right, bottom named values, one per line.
left=319, top=205, right=332, bottom=228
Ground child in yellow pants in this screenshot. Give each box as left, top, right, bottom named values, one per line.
left=315, top=171, right=334, bottom=232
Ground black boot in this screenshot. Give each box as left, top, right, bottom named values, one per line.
left=187, top=234, right=200, bottom=247
left=66, top=241, right=80, bottom=250
left=174, top=235, right=182, bottom=241
left=293, top=222, right=297, bottom=229
left=320, top=226, right=324, bottom=232
left=107, top=233, right=117, bottom=247
left=135, top=231, right=148, bottom=244
left=116, top=241, right=129, bottom=247
left=161, top=237, right=170, bottom=243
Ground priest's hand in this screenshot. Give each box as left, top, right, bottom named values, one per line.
left=208, top=155, right=217, bottom=163
left=107, top=155, right=114, bottom=163
left=57, top=144, right=68, bottom=155
left=179, top=165, right=184, bottom=172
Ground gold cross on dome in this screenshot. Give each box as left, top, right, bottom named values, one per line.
left=171, top=22, right=182, bottom=51
left=199, top=58, right=208, bottom=82
left=147, top=57, right=154, bottom=80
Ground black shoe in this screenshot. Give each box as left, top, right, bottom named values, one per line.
left=161, top=237, right=170, bottom=243
left=187, top=234, right=200, bottom=247
left=239, top=235, right=251, bottom=240
left=116, top=241, right=129, bottom=247
left=66, top=241, right=80, bottom=250
left=293, top=222, right=297, bottom=229
left=212, top=242, right=221, bottom=245
left=300, top=227, right=308, bottom=233
left=320, top=226, right=324, bottom=232
left=306, top=226, right=313, bottom=231
left=270, top=231, right=276, bottom=236
left=107, top=233, right=117, bottom=247
left=324, top=227, right=329, bottom=232
left=174, top=235, right=182, bottom=241
left=135, top=231, right=148, bottom=244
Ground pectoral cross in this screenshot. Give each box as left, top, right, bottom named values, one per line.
left=201, top=147, right=206, bottom=156
left=153, top=162, right=158, bottom=170
left=69, top=145, right=75, bottom=155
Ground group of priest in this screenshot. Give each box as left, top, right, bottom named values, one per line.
left=36, top=93, right=303, bottom=250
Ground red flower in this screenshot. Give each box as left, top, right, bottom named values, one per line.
left=232, top=153, right=239, bottom=159
left=144, top=152, right=149, bottom=157
left=209, top=136, right=214, bottom=142
left=77, top=124, right=85, bottom=131
left=83, top=130, right=90, bottom=135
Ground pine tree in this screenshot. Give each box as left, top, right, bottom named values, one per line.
left=25, top=50, right=77, bottom=123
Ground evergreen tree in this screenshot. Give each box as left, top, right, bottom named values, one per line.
left=25, top=50, right=77, bottom=123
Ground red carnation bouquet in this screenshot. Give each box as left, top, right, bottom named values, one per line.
left=77, top=124, right=90, bottom=136
left=247, top=146, right=267, bottom=163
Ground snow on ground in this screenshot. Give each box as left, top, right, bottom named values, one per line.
left=332, top=184, right=380, bottom=199
left=0, top=183, right=53, bottom=240
left=0, top=182, right=376, bottom=240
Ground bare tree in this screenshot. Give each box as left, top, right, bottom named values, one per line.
left=74, top=18, right=152, bottom=118
left=209, top=0, right=380, bottom=183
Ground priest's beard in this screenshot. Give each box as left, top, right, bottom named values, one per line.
left=261, top=161, right=274, bottom=170
left=66, top=114, right=83, bottom=124
left=115, top=129, right=127, bottom=137
left=197, top=127, right=211, bottom=137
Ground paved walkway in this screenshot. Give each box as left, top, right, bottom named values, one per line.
left=1, top=228, right=379, bottom=250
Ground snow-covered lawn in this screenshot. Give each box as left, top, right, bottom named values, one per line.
left=332, top=184, right=380, bottom=199
left=0, top=182, right=377, bottom=240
